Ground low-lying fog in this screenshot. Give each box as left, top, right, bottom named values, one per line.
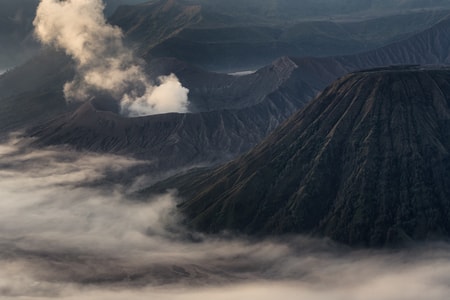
left=1, top=135, right=450, bottom=300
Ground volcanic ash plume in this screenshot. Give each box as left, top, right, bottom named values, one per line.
left=33, top=0, right=189, bottom=116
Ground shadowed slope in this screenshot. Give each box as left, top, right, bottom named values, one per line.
left=177, top=67, right=450, bottom=246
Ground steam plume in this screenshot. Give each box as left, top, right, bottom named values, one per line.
left=33, top=0, right=189, bottom=116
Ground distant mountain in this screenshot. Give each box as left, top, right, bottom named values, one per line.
left=27, top=56, right=312, bottom=171
left=192, top=0, right=450, bottom=20
left=111, top=0, right=450, bottom=70
left=22, top=16, right=450, bottom=172
left=149, top=56, right=305, bottom=112
left=1, top=0, right=449, bottom=71
left=336, top=15, right=450, bottom=67
left=0, top=50, right=310, bottom=135
left=110, top=0, right=202, bottom=53
left=174, top=67, right=450, bottom=246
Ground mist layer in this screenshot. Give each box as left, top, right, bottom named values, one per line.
left=0, top=137, right=450, bottom=299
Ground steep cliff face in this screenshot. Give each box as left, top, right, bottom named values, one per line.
left=177, top=67, right=450, bottom=246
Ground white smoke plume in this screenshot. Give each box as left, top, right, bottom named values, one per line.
left=33, top=0, right=189, bottom=116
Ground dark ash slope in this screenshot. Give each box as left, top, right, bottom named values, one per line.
left=176, top=67, right=450, bottom=247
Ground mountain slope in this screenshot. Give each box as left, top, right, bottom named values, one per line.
left=289, top=15, right=450, bottom=90
left=4, top=5, right=450, bottom=133
left=0, top=52, right=308, bottom=134
left=111, top=0, right=202, bottom=54
left=175, top=67, right=450, bottom=246
left=25, top=57, right=310, bottom=172
left=28, top=92, right=296, bottom=173
left=193, top=0, right=450, bottom=21
left=151, top=9, right=450, bottom=71
left=147, top=56, right=303, bottom=112
left=110, top=0, right=450, bottom=70
left=23, top=16, right=450, bottom=172
left=0, top=50, right=72, bottom=133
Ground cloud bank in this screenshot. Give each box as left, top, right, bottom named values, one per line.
left=1, top=137, right=450, bottom=299
left=33, top=0, right=189, bottom=117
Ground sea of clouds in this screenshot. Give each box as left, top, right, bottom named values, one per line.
left=1, top=136, right=450, bottom=299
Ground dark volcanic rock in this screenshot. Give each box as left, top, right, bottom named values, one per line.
left=146, top=56, right=304, bottom=113
left=28, top=95, right=298, bottom=172
left=11, top=14, right=450, bottom=172
left=26, top=57, right=313, bottom=172
left=176, top=67, right=450, bottom=246
left=121, top=0, right=450, bottom=71
left=1, top=52, right=307, bottom=134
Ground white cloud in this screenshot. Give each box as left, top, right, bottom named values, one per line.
left=0, top=138, right=450, bottom=299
